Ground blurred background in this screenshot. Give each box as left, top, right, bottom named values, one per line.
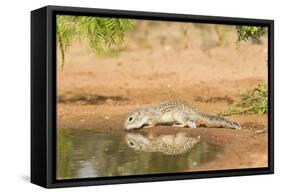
left=57, top=17, right=268, bottom=122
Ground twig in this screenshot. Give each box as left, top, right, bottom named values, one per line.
left=251, top=130, right=267, bottom=137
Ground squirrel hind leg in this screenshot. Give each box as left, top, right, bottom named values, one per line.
left=173, top=113, right=197, bottom=128
left=186, top=120, right=196, bottom=128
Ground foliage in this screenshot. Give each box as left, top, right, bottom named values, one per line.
left=224, top=82, right=268, bottom=115
left=236, top=26, right=266, bottom=43
left=225, top=26, right=268, bottom=116
left=56, top=15, right=134, bottom=68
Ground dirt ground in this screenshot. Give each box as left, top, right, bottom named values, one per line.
left=57, top=22, right=268, bottom=170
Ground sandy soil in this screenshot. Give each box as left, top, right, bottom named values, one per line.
left=57, top=22, right=268, bottom=170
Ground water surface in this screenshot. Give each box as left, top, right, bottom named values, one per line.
left=57, top=129, right=221, bottom=180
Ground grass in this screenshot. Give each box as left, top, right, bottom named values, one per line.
left=223, top=82, right=268, bottom=116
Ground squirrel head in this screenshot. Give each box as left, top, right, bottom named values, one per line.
left=124, top=111, right=148, bottom=130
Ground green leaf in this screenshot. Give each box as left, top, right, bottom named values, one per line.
left=56, top=15, right=135, bottom=68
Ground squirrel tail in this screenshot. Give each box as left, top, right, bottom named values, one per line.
left=196, top=112, right=241, bottom=129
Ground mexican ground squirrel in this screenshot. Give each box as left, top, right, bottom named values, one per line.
left=124, top=100, right=241, bottom=130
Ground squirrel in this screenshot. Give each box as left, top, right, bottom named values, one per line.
left=124, top=100, right=241, bottom=130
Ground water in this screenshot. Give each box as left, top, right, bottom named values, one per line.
left=57, top=129, right=221, bottom=180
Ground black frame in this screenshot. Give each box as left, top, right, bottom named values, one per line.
left=31, top=5, right=274, bottom=188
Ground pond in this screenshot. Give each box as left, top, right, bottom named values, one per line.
left=57, top=129, right=222, bottom=180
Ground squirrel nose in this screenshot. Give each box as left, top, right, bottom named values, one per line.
left=124, top=127, right=130, bottom=131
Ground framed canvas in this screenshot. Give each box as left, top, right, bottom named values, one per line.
left=31, top=5, right=274, bottom=188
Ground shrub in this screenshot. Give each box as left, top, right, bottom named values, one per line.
left=224, top=82, right=268, bottom=115
left=236, top=26, right=266, bottom=43
left=56, top=15, right=134, bottom=67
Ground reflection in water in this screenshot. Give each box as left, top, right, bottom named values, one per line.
left=57, top=129, right=221, bottom=180
left=125, top=133, right=200, bottom=155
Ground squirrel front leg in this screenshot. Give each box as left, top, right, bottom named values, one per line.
left=143, top=119, right=157, bottom=128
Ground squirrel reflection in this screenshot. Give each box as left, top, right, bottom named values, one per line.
left=125, top=132, right=200, bottom=155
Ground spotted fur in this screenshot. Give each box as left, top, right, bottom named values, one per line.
left=124, top=100, right=241, bottom=130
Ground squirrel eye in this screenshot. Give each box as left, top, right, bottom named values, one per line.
left=129, top=141, right=135, bottom=146
left=128, top=116, right=134, bottom=122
